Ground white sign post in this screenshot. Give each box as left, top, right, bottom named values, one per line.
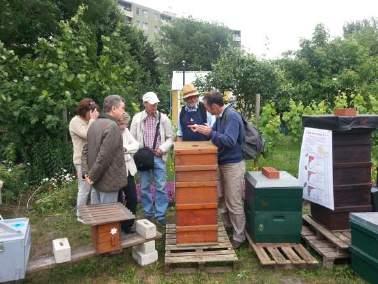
left=298, top=127, right=334, bottom=210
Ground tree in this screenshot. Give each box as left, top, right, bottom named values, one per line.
left=0, top=6, right=163, bottom=181
left=197, top=49, right=279, bottom=118
left=158, top=18, right=234, bottom=72
left=0, top=0, right=122, bottom=56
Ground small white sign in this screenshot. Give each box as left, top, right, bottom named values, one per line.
left=299, top=127, right=334, bottom=210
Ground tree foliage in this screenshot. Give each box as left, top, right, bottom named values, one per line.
left=0, top=5, right=163, bottom=181
left=159, top=18, right=234, bottom=72
left=196, top=48, right=279, bottom=118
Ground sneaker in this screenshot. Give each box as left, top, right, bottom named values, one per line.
left=231, top=240, right=242, bottom=249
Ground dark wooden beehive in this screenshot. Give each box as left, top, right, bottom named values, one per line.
left=303, top=115, right=378, bottom=230
left=174, top=141, right=218, bottom=244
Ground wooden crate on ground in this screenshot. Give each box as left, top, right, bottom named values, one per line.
left=301, top=215, right=351, bottom=267
left=78, top=203, right=135, bottom=254
left=164, top=221, right=238, bottom=274
left=246, top=232, right=318, bottom=269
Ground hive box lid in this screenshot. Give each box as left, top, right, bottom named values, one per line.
left=246, top=171, right=301, bottom=189
left=350, top=212, right=378, bottom=235
left=78, top=203, right=135, bottom=225
left=174, top=141, right=217, bottom=154
left=0, top=218, right=29, bottom=242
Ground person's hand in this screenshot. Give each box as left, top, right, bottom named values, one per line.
left=189, top=124, right=212, bottom=136
left=154, top=148, right=163, bottom=157
left=90, top=109, right=99, bottom=120
left=85, top=175, right=93, bottom=185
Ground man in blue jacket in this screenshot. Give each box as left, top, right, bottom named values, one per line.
left=189, top=90, right=246, bottom=249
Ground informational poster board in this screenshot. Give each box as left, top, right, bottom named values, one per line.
left=298, top=127, right=334, bottom=210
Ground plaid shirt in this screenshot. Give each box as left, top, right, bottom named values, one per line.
left=143, top=113, right=161, bottom=150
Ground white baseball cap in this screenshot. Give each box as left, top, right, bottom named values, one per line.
left=142, top=92, right=160, bottom=104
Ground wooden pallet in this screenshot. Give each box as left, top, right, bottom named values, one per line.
left=27, top=231, right=162, bottom=273
left=164, top=222, right=238, bottom=274
left=301, top=215, right=351, bottom=268
left=245, top=232, right=318, bottom=269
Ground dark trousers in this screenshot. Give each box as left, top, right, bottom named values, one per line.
left=118, top=175, right=137, bottom=233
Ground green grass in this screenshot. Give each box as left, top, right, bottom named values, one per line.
left=0, top=137, right=366, bottom=283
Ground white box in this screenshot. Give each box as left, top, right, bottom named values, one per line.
left=136, top=219, right=156, bottom=239
left=0, top=218, right=31, bottom=282
left=52, top=238, right=71, bottom=264
left=134, top=240, right=155, bottom=254
left=132, top=247, right=158, bottom=266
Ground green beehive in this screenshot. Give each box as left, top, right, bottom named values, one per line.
left=350, top=246, right=378, bottom=284
left=372, top=187, right=378, bottom=212
left=245, top=171, right=303, bottom=243
left=350, top=212, right=378, bottom=261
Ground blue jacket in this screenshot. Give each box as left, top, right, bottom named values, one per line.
left=211, top=107, right=244, bottom=165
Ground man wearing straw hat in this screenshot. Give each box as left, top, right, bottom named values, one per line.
left=177, top=83, right=214, bottom=141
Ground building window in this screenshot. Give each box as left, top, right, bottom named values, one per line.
left=143, top=22, right=148, bottom=31
left=160, top=14, right=172, bottom=21
left=136, top=8, right=140, bottom=15
left=143, top=10, right=148, bottom=16
left=120, top=1, right=132, bottom=11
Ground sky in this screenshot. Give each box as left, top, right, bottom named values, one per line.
left=131, top=0, right=378, bottom=59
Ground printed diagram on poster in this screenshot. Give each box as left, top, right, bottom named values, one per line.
left=298, top=127, right=334, bottom=210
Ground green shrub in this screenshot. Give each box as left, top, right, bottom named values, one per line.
left=0, top=162, right=29, bottom=203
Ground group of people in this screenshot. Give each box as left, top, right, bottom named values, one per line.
left=69, top=83, right=246, bottom=248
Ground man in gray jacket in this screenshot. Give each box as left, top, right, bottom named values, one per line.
left=81, top=95, right=127, bottom=204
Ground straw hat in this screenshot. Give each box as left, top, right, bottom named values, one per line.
left=182, top=83, right=199, bottom=99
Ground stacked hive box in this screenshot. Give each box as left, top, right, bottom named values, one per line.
left=245, top=171, right=303, bottom=243
left=350, top=212, right=378, bottom=283
left=303, top=115, right=378, bottom=230
left=174, top=141, right=218, bottom=244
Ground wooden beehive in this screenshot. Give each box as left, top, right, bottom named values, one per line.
left=174, top=141, right=218, bottom=244
left=303, top=115, right=378, bottom=230
left=78, top=203, right=135, bottom=254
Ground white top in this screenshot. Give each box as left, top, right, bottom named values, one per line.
left=69, top=115, right=95, bottom=165
left=121, top=128, right=139, bottom=177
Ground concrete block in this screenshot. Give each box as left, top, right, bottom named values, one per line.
left=134, top=240, right=156, bottom=254
left=52, top=238, right=71, bottom=263
left=132, top=247, right=158, bottom=266
left=136, top=219, right=156, bottom=239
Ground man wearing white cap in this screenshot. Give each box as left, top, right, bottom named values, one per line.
left=177, top=83, right=214, bottom=141
left=130, top=92, right=174, bottom=225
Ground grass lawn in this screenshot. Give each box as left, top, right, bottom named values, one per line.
left=0, top=137, right=365, bottom=283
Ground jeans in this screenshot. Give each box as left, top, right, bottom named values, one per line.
left=74, top=164, right=91, bottom=216
left=118, top=175, right=137, bottom=232
left=139, top=156, right=168, bottom=221
left=91, top=187, right=119, bottom=204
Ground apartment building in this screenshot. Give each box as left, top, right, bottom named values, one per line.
left=118, top=0, right=241, bottom=46
left=118, top=0, right=175, bottom=42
